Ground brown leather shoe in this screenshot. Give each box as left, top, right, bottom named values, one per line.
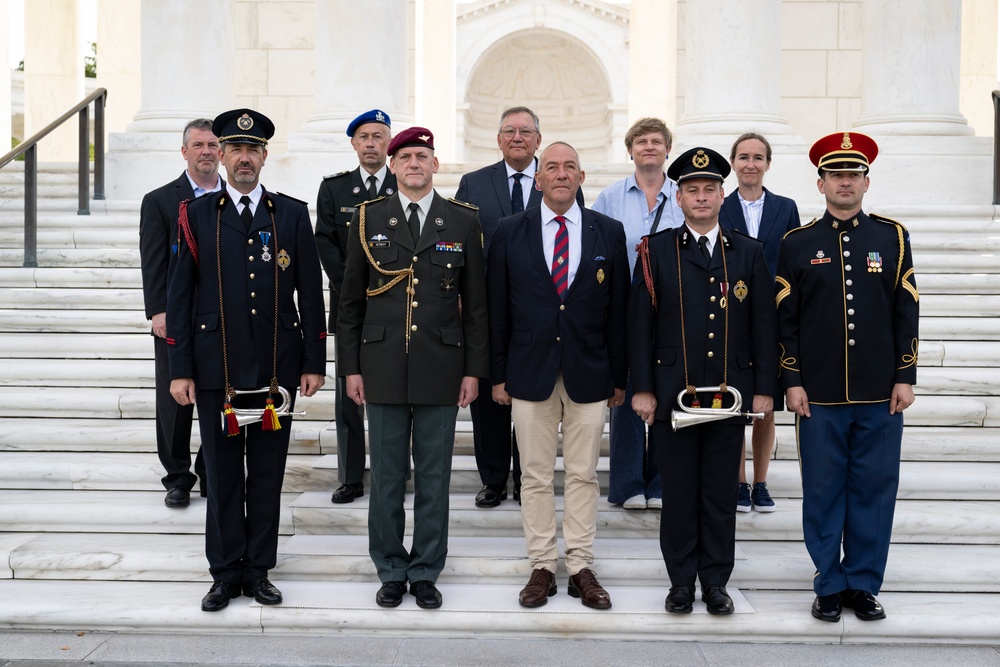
left=568, top=568, right=612, bottom=609
left=518, top=568, right=556, bottom=608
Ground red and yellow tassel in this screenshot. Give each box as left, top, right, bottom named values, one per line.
left=261, top=396, right=282, bottom=431
left=712, top=393, right=723, bottom=409
left=223, top=401, right=240, bottom=436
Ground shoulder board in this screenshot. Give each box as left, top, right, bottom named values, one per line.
left=448, top=198, right=479, bottom=211
left=870, top=213, right=908, bottom=232
left=360, top=195, right=389, bottom=207
left=274, top=192, right=309, bottom=206
left=323, top=170, right=352, bottom=181
left=782, top=218, right=817, bottom=239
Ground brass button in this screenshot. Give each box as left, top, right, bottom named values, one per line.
left=249, top=273, right=255, bottom=279
left=413, top=256, right=419, bottom=262
left=247, top=239, right=254, bottom=245
left=708, top=333, right=715, bottom=339
left=556, top=336, right=561, bottom=342
left=411, top=325, right=418, bottom=332
left=710, top=296, right=716, bottom=303
left=293, top=322, right=299, bottom=328
left=413, top=278, right=420, bottom=285
left=848, top=323, right=855, bottom=330
left=200, top=324, right=206, bottom=330
left=412, top=301, right=419, bottom=308
left=559, top=305, right=565, bottom=311
left=249, top=256, right=254, bottom=262
left=707, top=351, right=714, bottom=358
left=710, top=277, right=716, bottom=283
left=709, top=314, right=715, bottom=320
left=848, top=308, right=855, bottom=316
left=346, top=222, right=351, bottom=227
left=251, top=292, right=256, bottom=298
left=446, top=263, right=452, bottom=269
left=251, top=309, right=257, bottom=315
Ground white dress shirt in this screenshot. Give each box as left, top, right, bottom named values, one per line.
left=686, top=223, right=720, bottom=257
left=397, top=190, right=436, bottom=235
left=227, top=182, right=262, bottom=217
left=738, top=189, right=766, bottom=239
left=505, top=159, right=537, bottom=211
left=540, top=201, right=583, bottom=288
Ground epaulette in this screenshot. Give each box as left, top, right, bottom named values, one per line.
left=449, top=198, right=479, bottom=211
left=274, top=192, right=310, bottom=206
left=870, top=213, right=908, bottom=232
left=782, top=217, right=817, bottom=239
left=322, top=170, right=351, bottom=181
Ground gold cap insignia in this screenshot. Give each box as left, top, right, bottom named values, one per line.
left=597, top=268, right=605, bottom=284
left=692, top=150, right=710, bottom=169
left=237, top=113, right=254, bottom=131
left=840, top=132, right=853, bottom=150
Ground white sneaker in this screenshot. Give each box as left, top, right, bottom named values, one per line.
left=646, top=497, right=662, bottom=510
left=622, top=494, right=647, bottom=510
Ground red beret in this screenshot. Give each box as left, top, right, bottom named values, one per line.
left=388, top=127, right=435, bottom=156
left=809, top=132, right=878, bottom=174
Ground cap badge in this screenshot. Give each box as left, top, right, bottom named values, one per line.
left=418, top=135, right=431, bottom=142
left=375, top=110, right=385, bottom=122
left=840, top=133, right=853, bottom=150
left=596, top=268, right=605, bottom=284
left=237, top=113, right=254, bottom=131
left=692, top=150, right=710, bottom=169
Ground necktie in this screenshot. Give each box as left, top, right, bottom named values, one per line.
left=407, top=202, right=420, bottom=243
left=698, top=235, right=712, bottom=266
left=511, top=173, right=524, bottom=213
left=551, top=215, right=569, bottom=300
left=240, top=195, right=253, bottom=232
left=367, top=175, right=377, bottom=200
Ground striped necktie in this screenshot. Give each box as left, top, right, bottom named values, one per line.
left=551, top=215, right=569, bottom=299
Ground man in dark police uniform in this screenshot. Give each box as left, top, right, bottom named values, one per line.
left=630, top=147, right=777, bottom=615
left=337, top=126, right=489, bottom=610
left=777, top=132, right=918, bottom=623
left=315, top=109, right=397, bottom=505
left=167, top=108, right=327, bottom=612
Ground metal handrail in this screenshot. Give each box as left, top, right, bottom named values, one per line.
left=994, top=90, right=1000, bottom=205
left=0, top=87, right=107, bottom=267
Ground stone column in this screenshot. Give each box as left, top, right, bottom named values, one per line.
left=854, top=0, right=972, bottom=136
left=628, top=0, right=678, bottom=127
left=96, top=0, right=141, bottom=136
left=23, top=0, right=81, bottom=161
left=676, top=0, right=796, bottom=140
left=959, top=0, right=998, bottom=138
left=417, top=0, right=456, bottom=162
left=0, top=0, right=11, bottom=150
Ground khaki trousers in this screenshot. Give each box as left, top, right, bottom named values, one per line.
left=512, top=375, right=606, bottom=575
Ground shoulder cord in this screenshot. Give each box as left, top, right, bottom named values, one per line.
left=677, top=234, right=730, bottom=398
left=357, top=202, right=416, bottom=352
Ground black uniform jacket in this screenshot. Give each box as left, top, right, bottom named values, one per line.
left=166, top=188, right=327, bottom=390
left=775, top=210, right=919, bottom=404
left=139, top=171, right=197, bottom=320
left=336, top=191, right=489, bottom=405
left=487, top=206, right=628, bottom=404
left=628, top=225, right=778, bottom=422
left=315, top=167, right=398, bottom=330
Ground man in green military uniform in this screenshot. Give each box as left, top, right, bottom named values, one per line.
left=337, top=126, right=489, bottom=610
left=315, top=109, right=397, bottom=505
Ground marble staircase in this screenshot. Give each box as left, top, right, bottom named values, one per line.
left=0, top=164, right=998, bottom=643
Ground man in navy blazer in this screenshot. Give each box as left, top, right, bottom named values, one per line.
left=718, top=133, right=800, bottom=514
left=488, top=142, right=627, bottom=610
left=456, top=106, right=584, bottom=509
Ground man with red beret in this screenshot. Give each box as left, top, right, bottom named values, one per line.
left=776, top=132, right=918, bottom=623
left=337, top=126, right=489, bottom=610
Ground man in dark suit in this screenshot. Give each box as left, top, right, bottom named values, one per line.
left=488, top=142, right=628, bottom=610
left=337, top=127, right=489, bottom=610
left=167, top=109, right=327, bottom=612
left=455, top=106, right=583, bottom=509
left=719, top=132, right=801, bottom=514
left=315, top=109, right=396, bottom=505
left=630, top=147, right=777, bottom=616
left=139, top=118, right=220, bottom=508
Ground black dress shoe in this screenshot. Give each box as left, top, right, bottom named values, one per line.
left=201, top=581, right=241, bottom=612
left=811, top=592, right=843, bottom=622
left=243, top=575, right=282, bottom=605
left=409, top=580, right=443, bottom=609
left=665, top=585, right=694, bottom=614
left=475, top=484, right=507, bottom=508
left=330, top=483, right=364, bottom=504
left=164, top=486, right=190, bottom=508
left=702, top=584, right=734, bottom=615
left=513, top=486, right=521, bottom=504
left=375, top=581, right=407, bottom=608
left=841, top=589, right=886, bottom=620
left=198, top=479, right=207, bottom=498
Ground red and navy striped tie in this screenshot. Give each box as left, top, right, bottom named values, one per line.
left=551, top=215, right=569, bottom=299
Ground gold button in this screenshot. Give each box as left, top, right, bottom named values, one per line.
left=249, top=273, right=255, bottom=279
left=447, top=263, right=452, bottom=269
left=707, top=351, right=714, bottom=358
left=710, top=296, right=716, bottom=302
left=412, top=301, right=419, bottom=308
left=556, top=337, right=561, bottom=342
left=200, top=324, right=206, bottom=330
left=293, top=322, right=299, bottom=328
left=247, top=239, right=254, bottom=245
left=413, top=256, right=419, bottom=262
left=411, top=324, right=418, bottom=332
left=251, top=292, right=256, bottom=298
left=251, top=309, right=257, bottom=315
left=376, top=260, right=381, bottom=266
left=413, top=278, right=420, bottom=285
left=346, top=222, right=351, bottom=227
left=559, top=305, right=565, bottom=311
left=710, top=277, right=716, bottom=283
left=709, top=314, right=715, bottom=320
left=249, top=256, right=254, bottom=262
left=708, top=333, right=715, bottom=339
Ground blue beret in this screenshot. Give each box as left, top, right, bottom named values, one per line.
left=346, top=109, right=391, bottom=137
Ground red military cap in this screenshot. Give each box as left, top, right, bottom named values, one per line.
left=809, top=132, right=878, bottom=174
left=388, top=126, right=435, bottom=156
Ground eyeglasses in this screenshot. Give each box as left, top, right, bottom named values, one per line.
left=500, top=127, right=538, bottom=139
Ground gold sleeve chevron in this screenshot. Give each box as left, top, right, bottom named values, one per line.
left=775, top=276, right=791, bottom=307
left=901, top=268, right=918, bottom=302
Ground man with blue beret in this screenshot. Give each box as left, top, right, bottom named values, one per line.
left=315, top=109, right=396, bottom=505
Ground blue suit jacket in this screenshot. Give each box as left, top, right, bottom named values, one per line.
left=487, top=206, right=628, bottom=404
left=456, top=158, right=584, bottom=259
left=718, top=187, right=800, bottom=278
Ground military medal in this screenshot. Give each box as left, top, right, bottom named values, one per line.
left=277, top=249, right=290, bottom=271
left=259, top=231, right=272, bottom=262
left=867, top=252, right=883, bottom=273
left=734, top=279, right=748, bottom=303
left=719, top=282, right=728, bottom=309
left=596, top=268, right=605, bottom=284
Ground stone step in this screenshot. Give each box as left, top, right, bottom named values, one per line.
left=0, top=248, right=139, bottom=268
left=0, top=266, right=142, bottom=288
left=2, top=531, right=994, bottom=594
left=0, top=578, right=994, bottom=643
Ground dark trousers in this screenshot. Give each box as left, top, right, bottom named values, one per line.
left=367, top=403, right=457, bottom=584
left=197, top=387, right=291, bottom=585
left=799, top=403, right=903, bottom=596
left=335, top=374, right=366, bottom=484
left=470, top=377, right=520, bottom=489
left=153, top=335, right=202, bottom=490
left=653, top=419, right=743, bottom=587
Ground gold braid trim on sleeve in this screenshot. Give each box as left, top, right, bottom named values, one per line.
left=357, top=202, right=416, bottom=351
left=898, top=338, right=919, bottom=370
left=775, top=275, right=791, bottom=307
left=895, top=224, right=905, bottom=288
left=778, top=343, right=798, bottom=374
left=901, top=267, right=918, bottom=302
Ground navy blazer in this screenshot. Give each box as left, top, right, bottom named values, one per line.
left=456, top=158, right=584, bottom=259
left=139, top=172, right=197, bottom=320
left=718, top=187, right=800, bottom=278
left=487, top=206, right=628, bottom=404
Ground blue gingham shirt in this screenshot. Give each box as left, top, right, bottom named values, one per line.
left=592, top=172, right=683, bottom=271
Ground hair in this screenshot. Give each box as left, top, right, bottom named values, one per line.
left=624, top=117, right=672, bottom=152
left=499, top=106, right=540, bottom=133
left=539, top=141, right=581, bottom=169
left=182, top=118, right=215, bottom=147
left=730, top=132, right=772, bottom=163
